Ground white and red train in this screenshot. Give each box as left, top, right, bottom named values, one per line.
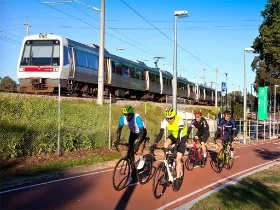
left=17, top=34, right=221, bottom=104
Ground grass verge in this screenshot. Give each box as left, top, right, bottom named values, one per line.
left=190, top=164, right=280, bottom=210
left=0, top=149, right=121, bottom=190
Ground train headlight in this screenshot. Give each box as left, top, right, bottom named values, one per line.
left=19, top=68, right=25, bottom=72
left=53, top=68, right=59, bottom=72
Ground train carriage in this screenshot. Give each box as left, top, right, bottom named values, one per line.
left=17, top=33, right=220, bottom=105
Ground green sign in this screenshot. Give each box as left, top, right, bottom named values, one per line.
left=258, top=87, right=268, bottom=120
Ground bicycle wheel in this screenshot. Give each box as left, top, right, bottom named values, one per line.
left=137, top=154, right=153, bottom=184
left=152, top=162, right=168, bottom=199
left=172, top=159, right=185, bottom=192
left=216, top=150, right=224, bottom=173
left=113, top=157, right=132, bottom=191
left=185, top=150, right=195, bottom=171
left=199, top=149, right=206, bottom=168
left=226, top=152, right=234, bottom=170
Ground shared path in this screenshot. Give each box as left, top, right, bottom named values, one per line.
left=1, top=139, right=280, bottom=210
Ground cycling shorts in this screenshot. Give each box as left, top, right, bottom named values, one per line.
left=129, top=128, right=147, bottom=145
left=195, top=132, right=210, bottom=143
left=167, top=135, right=187, bottom=155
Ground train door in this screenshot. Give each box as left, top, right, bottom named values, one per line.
left=195, top=84, right=199, bottom=100
left=203, top=88, right=206, bottom=100
left=145, top=70, right=149, bottom=91
left=106, top=59, right=112, bottom=85
left=159, top=70, right=163, bottom=94
left=68, top=46, right=75, bottom=78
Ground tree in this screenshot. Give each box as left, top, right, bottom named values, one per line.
left=0, top=76, right=17, bottom=92
left=252, top=0, right=280, bottom=108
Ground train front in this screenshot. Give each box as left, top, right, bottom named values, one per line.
left=17, top=34, right=70, bottom=93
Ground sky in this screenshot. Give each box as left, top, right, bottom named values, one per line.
left=0, top=0, right=265, bottom=94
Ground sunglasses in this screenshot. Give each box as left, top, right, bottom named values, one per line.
left=166, top=117, right=174, bottom=121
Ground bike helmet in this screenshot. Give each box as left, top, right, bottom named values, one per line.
left=224, top=110, right=231, bottom=116
left=194, top=111, right=202, bottom=117
left=123, top=105, right=134, bottom=114
left=165, top=108, right=176, bottom=118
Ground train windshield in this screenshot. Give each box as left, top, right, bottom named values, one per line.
left=20, top=40, right=60, bottom=66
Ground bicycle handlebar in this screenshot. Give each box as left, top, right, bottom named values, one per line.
left=115, top=136, right=150, bottom=152
left=150, top=145, right=176, bottom=157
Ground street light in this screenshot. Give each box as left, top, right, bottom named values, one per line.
left=273, top=84, right=279, bottom=137
left=225, top=72, right=228, bottom=111
left=97, top=0, right=105, bottom=105
left=173, top=10, right=188, bottom=111
left=243, top=47, right=254, bottom=144
left=250, top=83, right=255, bottom=113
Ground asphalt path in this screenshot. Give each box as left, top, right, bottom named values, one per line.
left=1, top=139, right=280, bottom=210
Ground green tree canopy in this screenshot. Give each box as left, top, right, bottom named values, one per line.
left=0, top=76, right=17, bottom=92
left=252, top=0, right=280, bottom=89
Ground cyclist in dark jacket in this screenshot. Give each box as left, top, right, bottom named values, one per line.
left=186, top=111, right=210, bottom=160
left=214, top=110, right=238, bottom=157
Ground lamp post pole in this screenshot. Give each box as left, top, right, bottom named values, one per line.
left=243, top=48, right=254, bottom=144
left=172, top=10, right=188, bottom=111
left=273, top=85, right=279, bottom=137
left=225, top=72, right=228, bottom=111
left=97, top=0, right=105, bottom=105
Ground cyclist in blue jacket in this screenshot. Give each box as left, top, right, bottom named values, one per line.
left=214, top=110, right=238, bottom=157
left=114, top=105, right=147, bottom=170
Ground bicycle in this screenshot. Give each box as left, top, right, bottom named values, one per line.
left=150, top=145, right=185, bottom=199
left=112, top=137, right=153, bottom=191
left=185, top=138, right=208, bottom=171
left=215, top=138, right=235, bottom=173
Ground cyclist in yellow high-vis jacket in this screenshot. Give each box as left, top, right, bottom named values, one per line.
left=150, top=108, right=187, bottom=180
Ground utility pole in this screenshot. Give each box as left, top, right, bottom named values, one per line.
left=24, top=16, right=30, bottom=36
left=215, top=68, right=218, bottom=107
left=97, top=0, right=105, bottom=105
left=202, top=68, right=206, bottom=84
left=225, top=72, right=228, bottom=111
left=209, top=81, right=215, bottom=88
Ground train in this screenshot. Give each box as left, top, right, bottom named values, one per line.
left=17, top=33, right=221, bottom=104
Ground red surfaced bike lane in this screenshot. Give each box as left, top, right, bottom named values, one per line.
left=1, top=139, right=280, bottom=210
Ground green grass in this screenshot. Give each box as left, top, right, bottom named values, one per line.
left=191, top=164, right=280, bottom=210
left=0, top=92, right=219, bottom=159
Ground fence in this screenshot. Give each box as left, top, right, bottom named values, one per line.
left=1, top=92, right=279, bottom=159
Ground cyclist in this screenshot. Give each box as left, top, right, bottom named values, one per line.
left=114, top=105, right=147, bottom=170
left=214, top=110, right=238, bottom=157
left=150, top=108, right=187, bottom=181
left=186, top=111, right=210, bottom=163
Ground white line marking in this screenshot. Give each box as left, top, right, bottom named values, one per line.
left=156, top=157, right=280, bottom=210
left=174, top=161, right=280, bottom=210
left=0, top=168, right=115, bottom=194
left=1, top=139, right=279, bottom=195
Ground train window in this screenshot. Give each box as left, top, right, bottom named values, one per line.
left=111, top=61, right=116, bottom=74
left=149, top=72, right=154, bottom=82
left=130, top=68, right=136, bottom=78
left=63, top=46, right=69, bottom=65
left=88, top=54, right=98, bottom=70
left=136, top=70, right=143, bottom=80
left=76, top=50, right=87, bottom=67
left=21, top=45, right=31, bottom=65
left=115, top=63, right=123, bottom=75
left=154, top=74, right=158, bottom=83
left=123, top=68, right=130, bottom=77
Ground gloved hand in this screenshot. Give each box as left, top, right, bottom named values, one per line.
left=149, top=143, right=157, bottom=154
left=233, top=136, right=239, bottom=141
left=214, top=137, right=217, bottom=144
left=134, top=139, right=140, bottom=151
left=114, top=140, right=119, bottom=148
